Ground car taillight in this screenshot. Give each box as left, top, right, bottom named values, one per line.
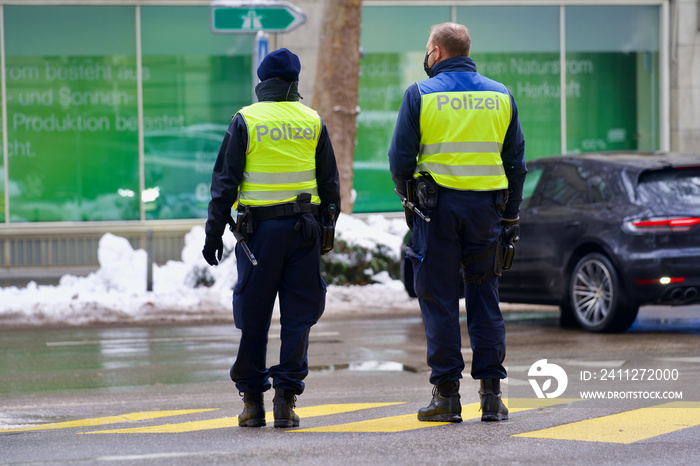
left=635, top=277, right=685, bottom=285
left=629, top=217, right=700, bottom=232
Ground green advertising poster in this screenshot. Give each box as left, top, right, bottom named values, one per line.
left=5, top=5, right=140, bottom=223
left=6, top=55, right=140, bottom=222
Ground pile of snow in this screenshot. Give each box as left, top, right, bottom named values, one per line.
left=0, top=214, right=419, bottom=327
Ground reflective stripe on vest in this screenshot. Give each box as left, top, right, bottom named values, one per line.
left=418, top=85, right=511, bottom=191
left=238, top=101, right=321, bottom=206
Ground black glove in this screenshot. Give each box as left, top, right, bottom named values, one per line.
left=202, top=235, right=224, bottom=266
left=501, top=218, right=520, bottom=244
left=295, top=213, right=321, bottom=243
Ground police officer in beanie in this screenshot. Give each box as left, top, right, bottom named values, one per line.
left=389, top=23, right=526, bottom=422
left=203, top=48, right=340, bottom=428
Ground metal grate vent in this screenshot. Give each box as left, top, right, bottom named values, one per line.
left=1, top=233, right=185, bottom=268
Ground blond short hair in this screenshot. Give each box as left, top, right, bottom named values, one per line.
left=430, top=22, right=471, bottom=58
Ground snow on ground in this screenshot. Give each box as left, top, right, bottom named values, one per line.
left=0, top=214, right=420, bottom=327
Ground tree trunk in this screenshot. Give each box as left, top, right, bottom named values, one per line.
left=312, top=0, right=362, bottom=214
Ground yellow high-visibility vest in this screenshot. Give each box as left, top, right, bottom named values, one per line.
left=417, top=78, right=511, bottom=190
left=238, top=101, right=321, bottom=206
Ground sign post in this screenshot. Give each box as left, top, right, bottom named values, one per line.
left=252, top=30, right=269, bottom=102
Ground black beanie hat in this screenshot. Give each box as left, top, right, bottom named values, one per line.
left=257, top=48, right=301, bottom=82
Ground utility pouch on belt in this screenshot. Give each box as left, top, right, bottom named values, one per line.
left=320, top=204, right=337, bottom=255
left=415, top=172, right=438, bottom=210
left=231, top=205, right=258, bottom=266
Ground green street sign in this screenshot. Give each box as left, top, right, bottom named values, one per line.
left=210, top=1, right=306, bottom=34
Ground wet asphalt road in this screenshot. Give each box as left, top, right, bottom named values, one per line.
left=1, top=304, right=700, bottom=465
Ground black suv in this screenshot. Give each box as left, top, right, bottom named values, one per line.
left=401, top=152, right=700, bottom=333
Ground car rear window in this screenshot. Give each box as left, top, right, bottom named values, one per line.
left=537, top=164, right=612, bottom=207
left=636, top=168, right=700, bottom=206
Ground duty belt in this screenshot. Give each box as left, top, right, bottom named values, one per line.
left=245, top=202, right=320, bottom=222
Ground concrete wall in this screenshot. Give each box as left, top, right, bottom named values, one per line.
left=671, top=0, right=700, bottom=152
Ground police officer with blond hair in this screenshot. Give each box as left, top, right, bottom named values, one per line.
left=203, top=48, right=340, bottom=428
left=389, top=23, right=526, bottom=422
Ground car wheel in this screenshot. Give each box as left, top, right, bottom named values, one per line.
left=568, top=253, right=639, bottom=333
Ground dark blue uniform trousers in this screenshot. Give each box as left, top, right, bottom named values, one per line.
left=230, top=216, right=326, bottom=395
left=408, top=188, right=506, bottom=385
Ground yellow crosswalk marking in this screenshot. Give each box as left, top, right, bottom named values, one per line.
left=295, top=398, right=579, bottom=433
left=1, top=410, right=218, bottom=433
left=83, top=403, right=403, bottom=434
left=514, top=401, right=700, bottom=444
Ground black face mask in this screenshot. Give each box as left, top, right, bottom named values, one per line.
left=423, top=48, right=436, bottom=77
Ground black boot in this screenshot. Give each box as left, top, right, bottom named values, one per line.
left=479, top=378, right=509, bottom=422
left=238, top=392, right=266, bottom=427
left=273, top=387, right=300, bottom=428
left=417, top=380, right=462, bottom=422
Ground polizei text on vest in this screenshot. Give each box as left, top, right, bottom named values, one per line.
left=435, top=93, right=501, bottom=111
left=256, top=124, right=317, bottom=142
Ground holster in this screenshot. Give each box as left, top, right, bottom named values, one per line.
left=500, top=221, right=519, bottom=271
left=320, top=204, right=337, bottom=255
left=415, top=172, right=439, bottom=210
left=493, top=237, right=515, bottom=278
left=502, top=240, right=515, bottom=271
left=232, top=204, right=256, bottom=241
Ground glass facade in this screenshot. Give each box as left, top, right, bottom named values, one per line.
left=1, top=4, right=253, bottom=224
left=459, top=6, right=561, bottom=159
left=565, top=6, right=660, bottom=153
left=141, top=6, right=252, bottom=220
left=353, top=3, right=662, bottom=212
left=355, top=6, right=452, bottom=212
left=5, top=6, right=139, bottom=222
left=0, top=3, right=664, bottom=221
